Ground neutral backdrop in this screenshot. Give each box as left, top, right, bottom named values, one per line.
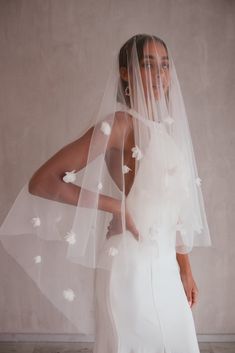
left=0, top=0, right=234, bottom=337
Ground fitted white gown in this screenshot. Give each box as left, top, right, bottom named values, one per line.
left=93, top=121, right=201, bottom=353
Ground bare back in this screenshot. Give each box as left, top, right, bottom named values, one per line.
left=105, top=111, right=136, bottom=197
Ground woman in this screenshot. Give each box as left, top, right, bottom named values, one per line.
left=0, top=34, right=211, bottom=352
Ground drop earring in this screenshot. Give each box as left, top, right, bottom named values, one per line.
left=124, top=85, right=130, bottom=96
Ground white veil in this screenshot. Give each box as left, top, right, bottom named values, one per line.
left=0, top=34, right=212, bottom=333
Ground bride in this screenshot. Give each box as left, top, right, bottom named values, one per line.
left=0, top=34, right=211, bottom=352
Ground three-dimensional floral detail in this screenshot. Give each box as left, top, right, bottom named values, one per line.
left=131, top=145, right=143, bottom=160
left=63, top=288, right=76, bottom=302
left=64, top=230, right=76, bottom=245
left=31, top=217, right=41, bottom=227
left=108, top=247, right=119, bottom=256
left=34, top=255, right=42, bottom=264
left=97, top=182, right=103, bottom=190
left=195, top=177, right=202, bottom=186
left=122, top=165, right=132, bottom=174
left=63, top=170, right=76, bottom=183
left=100, top=121, right=111, bottom=135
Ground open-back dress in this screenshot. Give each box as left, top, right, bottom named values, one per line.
left=93, top=116, right=200, bottom=353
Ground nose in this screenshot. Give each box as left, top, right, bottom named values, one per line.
left=149, top=62, right=159, bottom=75
left=151, top=68, right=161, bottom=85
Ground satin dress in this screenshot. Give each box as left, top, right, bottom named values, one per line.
left=94, top=119, right=200, bottom=353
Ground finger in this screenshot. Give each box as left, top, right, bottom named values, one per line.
left=132, top=229, right=140, bottom=241
left=187, top=291, right=192, bottom=307
left=191, top=295, right=197, bottom=306
left=192, top=289, right=198, bottom=305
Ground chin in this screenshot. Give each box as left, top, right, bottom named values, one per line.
left=153, top=92, right=160, bottom=101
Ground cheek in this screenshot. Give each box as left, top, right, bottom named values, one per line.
left=140, top=70, right=149, bottom=88
left=162, top=72, right=170, bottom=87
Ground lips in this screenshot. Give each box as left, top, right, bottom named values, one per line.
left=152, top=85, right=160, bottom=90
left=153, top=82, right=163, bottom=90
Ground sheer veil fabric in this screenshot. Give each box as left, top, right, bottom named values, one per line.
left=0, top=34, right=211, bottom=333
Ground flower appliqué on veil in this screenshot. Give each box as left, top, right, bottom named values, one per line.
left=97, top=182, right=103, bottom=190
left=31, top=217, right=41, bottom=227
left=131, top=145, right=143, bottom=160
left=34, top=255, right=42, bottom=264
left=108, top=247, right=119, bottom=256
left=64, top=230, right=76, bottom=245
left=100, top=121, right=111, bottom=135
left=63, top=170, right=76, bottom=183
left=122, top=165, right=132, bottom=174
left=195, top=177, right=202, bottom=186
left=63, top=288, right=76, bottom=302
left=196, top=226, right=203, bottom=234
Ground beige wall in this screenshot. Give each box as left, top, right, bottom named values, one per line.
left=0, top=0, right=234, bottom=335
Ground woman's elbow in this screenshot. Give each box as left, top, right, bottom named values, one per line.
left=28, top=170, right=47, bottom=196
left=28, top=175, right=40, bottom=195
left=28, top=171, right=61, bottom=199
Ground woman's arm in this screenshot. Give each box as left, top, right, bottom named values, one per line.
left=176, top=253, right=192, bottom=275
left=28, top=117, right=126, bottom=215
left=176, top=253, right=199, bottom=308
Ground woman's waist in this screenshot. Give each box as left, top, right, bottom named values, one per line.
left=104, top=228, right=177, bottom=261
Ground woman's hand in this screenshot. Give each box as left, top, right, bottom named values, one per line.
left=106, top=207, right=140, bottom=241
left=180, top=271, right=199, bottom=309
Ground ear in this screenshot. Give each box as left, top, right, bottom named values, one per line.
left=120, top=67, right=128, bottom=82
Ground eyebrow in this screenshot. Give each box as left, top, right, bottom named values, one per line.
left=143, top=54, right=169, bottom=61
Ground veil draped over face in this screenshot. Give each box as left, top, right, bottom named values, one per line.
left=0, top=34, right=211, bottom=333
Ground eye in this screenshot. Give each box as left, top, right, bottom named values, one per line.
left=161, top=62, right=169, bottom=70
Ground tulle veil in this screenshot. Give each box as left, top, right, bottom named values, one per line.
left=0, top=34, right=212, bottom=333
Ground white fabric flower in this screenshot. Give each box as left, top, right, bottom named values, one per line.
left=131, top=145, right=143, bottom=160
left=31, top=217, right=41, bottom=227
left=122, top=165, right=132, bottom=174
left=34, top=255, right=42, bottom=264
left=63, top=288, right=76, bottom=302
left=108, top=247, right=119, bottom=256
left=97, top=182, right=103, bottom=190
left=163, top=115, right=174, bottom=125
left=64, top=230, right=76, bottom=245
left=63, top=170, right=76, bottom=183
left=195, top=177, right=202, bottom=186
left=100, top=121, right=111, bottom=135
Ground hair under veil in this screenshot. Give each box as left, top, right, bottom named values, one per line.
left=0, top=34, right=212, bottom=333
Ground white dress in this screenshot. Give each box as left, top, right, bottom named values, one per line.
left=93, top=121, right=201, bottom=353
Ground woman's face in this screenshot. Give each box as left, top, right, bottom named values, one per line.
left=139, top=40, right=170, bottom=101
left=120, top=40, right=170, bottom=102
